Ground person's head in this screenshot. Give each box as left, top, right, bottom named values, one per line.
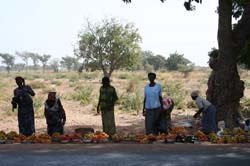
left=15, top=76, right=25, bottom=87
left=246, top=119, right=250, bottom=126
left=191, top=90, right=199, bottom=100
left=102, top=76, right=110, bottom=87
left=148, top=72, right=156, bottom=83
left=48, top=92, right=56, bottom=102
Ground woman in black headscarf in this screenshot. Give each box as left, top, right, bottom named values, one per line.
left=11, top=76, right=36, bottom=137
left=44, top=92, right=66, bottom=136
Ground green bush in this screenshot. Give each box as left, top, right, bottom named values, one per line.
left=0, top=82, right=7, bottom=90
left=187, top=101, right=197, bottom=109
left=55, top=73, right=67, bottom=79
left=163, top=81, right=184, bottom=109
left=243, top=80, right=250, bottom=88
left=68, top=81, right=79, bottom=87
left=241, top=107, right=250, bottom=118
left=82, top=72, right=98, bottom=80
left=120, top=91, right=143, bottom=114
left=126, top=79, right=139, bottom=93
left=41, top=88, right=56, bottom=94
left=25, top=75, right=35, bottom=80
left=70, top=85, right=94, bottom=105
left=118, top=73, right=129, bottom=80
left=29, top=81, right=46, bottom=89
left=51, top=80, right=62, bottom=86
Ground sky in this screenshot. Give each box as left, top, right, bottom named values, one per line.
left=0, top=0, right=219, bottom=66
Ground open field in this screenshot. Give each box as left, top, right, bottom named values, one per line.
left=1, top=68, right=250, bottom=134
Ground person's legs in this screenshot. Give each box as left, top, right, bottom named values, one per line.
left=158, top=111, right=167, bottom=134
left=202, top=105, right=217, bottom=134
left=101, top=107, right=116, bottom=137
left=152, top=107, right=161, bottom=135
left=18, top=112, right=25, bottom=136
left=145, top=109, right=155, bottom=135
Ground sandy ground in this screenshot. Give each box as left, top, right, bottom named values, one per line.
left=0, top=100, right=195, bottom=134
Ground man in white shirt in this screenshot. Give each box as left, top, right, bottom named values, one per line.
left=143, top=73, right=163, bottom=135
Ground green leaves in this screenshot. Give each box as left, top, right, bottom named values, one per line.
left=0, top=53, right=15, bottom=73
left=77, top=18, right=141, bottom=76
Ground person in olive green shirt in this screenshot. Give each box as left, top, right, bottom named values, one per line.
left=97, top=76, right=118, bottom=137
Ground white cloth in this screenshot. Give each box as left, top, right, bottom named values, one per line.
left=144, top=83, right=162, bottom=109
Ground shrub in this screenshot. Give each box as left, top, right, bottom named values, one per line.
left=55, top=73, right=67, bottom=79
left=80, top=72, right=99, bottom=81
left=0, top=82, right=7, bottom=90
left=120, top=91, right=143, bottom=114
left=51, top=80, right=62, bottom=86
left=29, top=81, right=46, bottom=89
left=41, top=88, right=56, bottom=94
left=162, top=81, right=185, bottom=109
left=70, top=85, right=94, bottom=105
left=126, top=79, right=139, bottom=93
left=118, top=73, right=129, bottom=80
left=187, top=101, right=197, bottom=109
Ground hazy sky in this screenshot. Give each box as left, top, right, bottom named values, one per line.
left=0, top=0, right=218, bottom=66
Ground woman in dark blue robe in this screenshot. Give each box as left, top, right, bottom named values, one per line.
left=11, top=76, right=35, bottom=137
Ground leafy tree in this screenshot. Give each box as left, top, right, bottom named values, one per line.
left=178, top=63, right=194, bottom=78
left=16, top=51, right=30, bottom=72
left=50, top=59, right=60, bottom=72
left=72, top=57, right=81, bottom=71
left=14, top=63, right=25, bottom=72
left=142, top=51, right=167, bottom=71
left=28, top=52, right=40, bottom=70
left=60, top=56, right=75, bottom=71
left=38, top=54, right=51, bottom=73
left=0, top=53, right=15, bottom=73
left=76, top=18, right=142, bottom=77
left=123, top=0, right=250, bottom=128
left=166, top=51, right=191, bottom=71
left=60, top=56, right=80, bottom=71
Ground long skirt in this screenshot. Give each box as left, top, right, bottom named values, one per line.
left=18, top=107, right=35, bottom=137
left=101, top=107, right=116, bottom=137
left=202, top=105, right=217, bottom=134
left=145, top=107, right=161, bottom=135
left=47, top=123, right=64, bottom=136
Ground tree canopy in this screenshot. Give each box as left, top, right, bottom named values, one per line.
left=166, top=51, right=191, bottom=71
left=76, top=18, right=142, bottom=77
left=0, top=53, right=15, bottom=73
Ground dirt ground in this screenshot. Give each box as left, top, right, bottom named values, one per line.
left=0, top=100, right=196, bottom=134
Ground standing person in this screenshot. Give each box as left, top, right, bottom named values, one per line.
left=11, top=76, right=35, bottom=137
left=97, top=76, right=118, bottom=137
left=44, top=92, right=66, bottom=136
left=143, top=72, right=163, bottom=135
left=191, top=90, right=217, bottom=134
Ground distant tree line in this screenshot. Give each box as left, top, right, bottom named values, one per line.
left=1, top=18, right=194, bottom=76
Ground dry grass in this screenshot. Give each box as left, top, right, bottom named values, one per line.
left=0, top=69, right=250, bottom=133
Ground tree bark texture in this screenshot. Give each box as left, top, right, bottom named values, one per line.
left=207, top=0, right=246, bottom=129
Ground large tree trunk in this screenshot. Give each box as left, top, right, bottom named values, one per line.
left=207, top=0, right=244, bottom=129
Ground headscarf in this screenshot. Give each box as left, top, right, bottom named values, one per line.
left=15, top=76, right=25, bottom=83
left=48, top=92, right=56, bottom=101
left=191, top=90, right=199, bottom=97
left=46, top=92, right=57, bottom=107
left=102, top=76, right=110, bottom=85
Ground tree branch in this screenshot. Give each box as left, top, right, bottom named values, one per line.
left=234, top=4, right=250, bottom=52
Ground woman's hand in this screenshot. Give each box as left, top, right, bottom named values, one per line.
left=193, top=112, right=199, bottom=119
